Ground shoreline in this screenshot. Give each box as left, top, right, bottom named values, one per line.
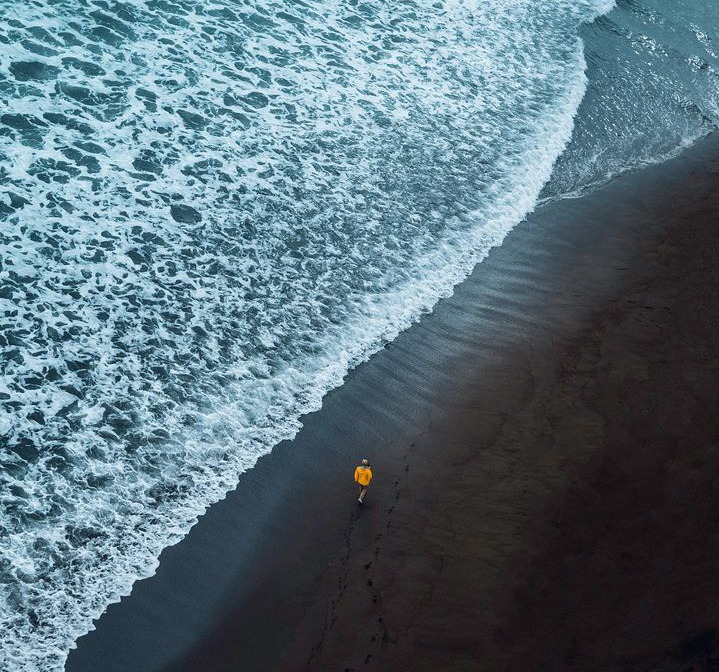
left=66, top=133, right=719, bottom=672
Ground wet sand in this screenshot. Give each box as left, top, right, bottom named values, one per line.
left=66, top=133, right=719, bottom=672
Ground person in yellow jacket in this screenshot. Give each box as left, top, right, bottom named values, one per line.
left=354, top=459, right=372, bottom=504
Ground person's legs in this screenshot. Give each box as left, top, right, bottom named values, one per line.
left=359, top=486, right=367, bottom=503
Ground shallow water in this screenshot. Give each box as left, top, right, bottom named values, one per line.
left=0, top=1, right=717, bottom=669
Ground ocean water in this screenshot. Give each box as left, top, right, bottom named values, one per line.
left=0, top=0, right=717, bottom=669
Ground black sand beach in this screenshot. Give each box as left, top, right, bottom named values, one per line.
left=66, top=134, right=719, bottom=672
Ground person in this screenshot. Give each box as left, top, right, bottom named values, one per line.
left=354, top=459, right=372, bottom=504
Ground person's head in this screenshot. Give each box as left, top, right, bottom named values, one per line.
left=361, top=458, right=369, bottom=467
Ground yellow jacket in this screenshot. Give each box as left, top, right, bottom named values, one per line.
left=354, top=466, right=372, bottom=486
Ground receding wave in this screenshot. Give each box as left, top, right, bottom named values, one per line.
left=0, top=0, right=717, bottom=670
left=546, top=0, right=719, bottom=198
